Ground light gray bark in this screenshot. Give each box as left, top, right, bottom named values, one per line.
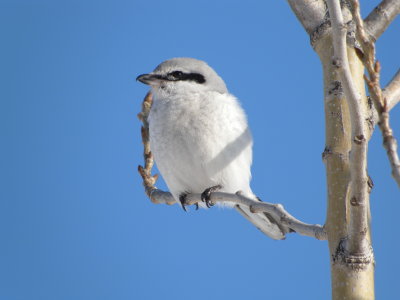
left=384, top=69, right=400, bottom=111
left=364, top=0, right=400, bottom=41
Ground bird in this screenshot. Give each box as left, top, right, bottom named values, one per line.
left=137, top=57, right=287, bottom=239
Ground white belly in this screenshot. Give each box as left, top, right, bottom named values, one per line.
left=148, top=91, right=253, bottom=202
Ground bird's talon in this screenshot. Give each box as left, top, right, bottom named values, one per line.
left=201, top=185, right=222, bottom=208
left=179, top=193, right=188, bottom=212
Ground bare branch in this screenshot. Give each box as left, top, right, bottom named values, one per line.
left=326, top=0, right=370, bottom=255
left=148, top=189, right=327, bottom=240
left=383, top=69, right=400, bottom=111
left=377, top=103, right=400, bottom=186
left=137, top=92, right=160, bottom=198
left=367, top=67, right=400, bottom=187
left=364, top=0, right=400, bottom=41
left=351, top=0, right=400, bottom=187
left=148, top=189, right=176, bottom=205
left=286, top=0, right=326, bottom=34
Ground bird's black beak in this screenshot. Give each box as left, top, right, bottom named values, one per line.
left=136, top=73, right=164, bottom=85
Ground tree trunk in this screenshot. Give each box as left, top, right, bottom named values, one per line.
left=315, top=33, right=375, bottom=300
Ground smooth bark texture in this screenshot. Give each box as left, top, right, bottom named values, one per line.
left=286, top=0, right=399, bottom=297
left=364, top=0, right=400, bottom=41
left=384, top=69, right=400, bottom=111
left=288, top=0, right=376, bottom=298
left=315, top=32, right=374, bottom=300
left=327, top=0, right=371, bottom=259
left=286, top=0, right=326, bottom=34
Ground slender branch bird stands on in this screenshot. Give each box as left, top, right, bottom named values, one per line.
left=137, top=58, right=289, bottom=239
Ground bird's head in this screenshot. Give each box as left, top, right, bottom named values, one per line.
left=136, top=58, right=228, bottom=95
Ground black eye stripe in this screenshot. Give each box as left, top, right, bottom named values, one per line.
left=167, top=71, right=205, bottom=84
left=184, top=73, right=205, bottom=84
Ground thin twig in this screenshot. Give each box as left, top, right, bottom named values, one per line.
left=326, top=0, right=370, bottom=255
left=351, top=0, right=400, bottom=187
left=137, top=92, right=162, bottom=202
left=364, top=0, right=400, bottom=41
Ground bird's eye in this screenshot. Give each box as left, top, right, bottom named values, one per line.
left=169, top=71, right=184, bottom=79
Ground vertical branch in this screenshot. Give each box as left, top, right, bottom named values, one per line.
left=366, top=64, right=400, bottom=187
left=315, top=30, right=374, bottom=300
left=351, top=0, right=400, bottom=187
left=319, top=2, right=375, bottom=299
left=137, top=92, right=171, bottom=204
left=326, top=0, right=370, bottom=256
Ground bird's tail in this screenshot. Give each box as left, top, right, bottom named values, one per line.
left=235, top=200, right=290, bottom=240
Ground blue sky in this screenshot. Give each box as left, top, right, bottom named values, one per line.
left=1, top=1, right=399, bottom=299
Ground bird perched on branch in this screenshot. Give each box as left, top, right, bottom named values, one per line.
left=137, top=57, right=286, bottom=239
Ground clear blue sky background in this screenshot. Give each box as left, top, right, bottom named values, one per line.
left=1, top=1, right=399, bottom=299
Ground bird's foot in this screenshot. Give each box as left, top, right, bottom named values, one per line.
left=179, top=192, right=201, bottom=211
left=179, top=193, right=189, bottom=212
left=201, top=185, right=222, bottom=208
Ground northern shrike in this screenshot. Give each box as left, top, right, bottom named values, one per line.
left=137, top=57, right=286, bottom=239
